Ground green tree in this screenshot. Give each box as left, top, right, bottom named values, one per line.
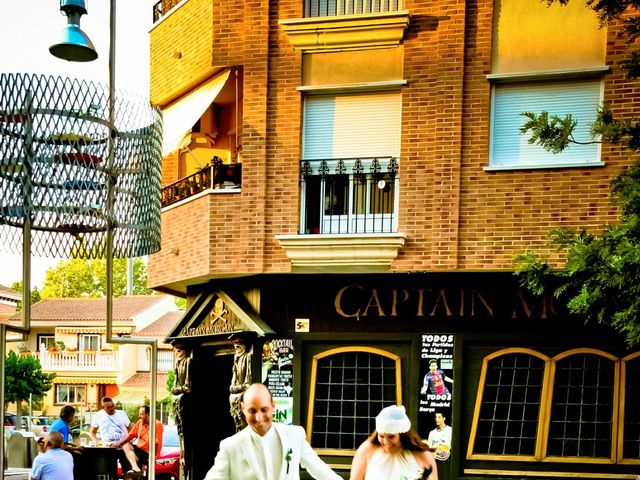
left=10, top=281, right=41, bottom=312
left=40, top=257, right=153, bottom=298
left=515, top=2, right=640, bottom=346
left=4, top=351, right=55, bottom=407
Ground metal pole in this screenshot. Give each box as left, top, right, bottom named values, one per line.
left=105, top=5, right=158, bottom=478
left=0, top=324, right=6, bottom=479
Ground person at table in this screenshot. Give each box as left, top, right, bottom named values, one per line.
left=204, top=383, right=341, bottom=480
left=30, top=431, right=74, bottom=480
left=50, top=405, right=83, bottom=451
left=90, top=396, right=132, bottom=472
left=349, top=405, right=438, bottom=480
left=89, top=396, right=130, bottom=446
left=113, top=405, right=163, bottom=479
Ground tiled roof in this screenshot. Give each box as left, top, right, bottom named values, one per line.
left=120, top=372, right=169, bottom=389
left=0, top=284, right=20, bottom=301
left=136, top=311, right=182, bottom=338
left=0, top=304, right=17, bottom=316
left=10, top=295, right=167, bottom=322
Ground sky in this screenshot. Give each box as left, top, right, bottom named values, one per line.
left=0, top=0, right=157, bottom=288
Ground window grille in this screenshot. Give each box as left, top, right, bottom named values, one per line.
left=547, top=353, right=615, bottom=458
left=308, top=347, right=401, bottom=451
left=472, top=351, right=545, bottom=456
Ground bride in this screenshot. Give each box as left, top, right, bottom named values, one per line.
left=350, top=405, right=438, bottom=480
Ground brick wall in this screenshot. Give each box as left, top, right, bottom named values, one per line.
left=148, top=0, right=639, bottom=290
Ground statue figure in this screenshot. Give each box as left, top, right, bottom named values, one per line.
left=171, top=343, right=192, bottom=480
left=229, top=334, right=253, bottom=432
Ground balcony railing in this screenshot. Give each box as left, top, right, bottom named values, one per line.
left=37, top=350, right=119, bottom=371
left=305, top=0, right=404, bottom=17
left=152, top=0, right=182, bottom=22
left=161, top=160, right=242, bottom=208
left=157, top=350, right=174, bottom=372
left=300, top=157, right=399, bottom=235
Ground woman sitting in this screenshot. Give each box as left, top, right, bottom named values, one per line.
left=350, top=405, right=438, bottom=480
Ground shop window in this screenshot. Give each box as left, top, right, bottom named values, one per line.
left=307, top=347, right=402, bottom=453
left=468, top=348, right=623, bottom=464
left=489, top=78, right=602, bottom=169
left=55, top=384, right=86, bottom=405
left=620, top=353, right=640, bottom=462
left=468, top=348, right=548, bottom=459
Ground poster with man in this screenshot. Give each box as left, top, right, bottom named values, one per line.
left=418, top=334, right=454, bottom=462
left=261, top=338, right=294, bottom=424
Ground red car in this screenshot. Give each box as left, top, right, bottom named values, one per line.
left=156, top=425, right=180, bottom=480
left=117, top=425, right=180, bottom=480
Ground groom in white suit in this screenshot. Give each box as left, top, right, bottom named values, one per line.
left=204, top=383, right=342, bottom=480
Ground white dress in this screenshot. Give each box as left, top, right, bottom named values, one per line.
left=364, top=448, right=424, bottom=480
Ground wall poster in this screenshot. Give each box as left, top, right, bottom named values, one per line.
left=262, top=338, right=294, bottom=425
left=418, top=334, right=454, bottom=461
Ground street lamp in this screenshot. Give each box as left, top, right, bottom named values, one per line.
left=48, top=2, right=161, bottom=478
left=49, top=0, right=98, bottom=62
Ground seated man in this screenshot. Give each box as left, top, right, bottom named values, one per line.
left=30, top=431, right=74, bottom=480
left=114, top=406, right=163, bottom=479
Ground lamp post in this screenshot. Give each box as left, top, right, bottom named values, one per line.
left=49, top=1, right=159, bottom=478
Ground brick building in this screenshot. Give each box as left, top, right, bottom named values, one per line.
left=148, top=0, right=640, bottom=478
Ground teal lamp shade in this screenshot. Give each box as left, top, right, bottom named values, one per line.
left=49, top=24, right=98, bottom=62
left=49, top=0, right=98, bottom=62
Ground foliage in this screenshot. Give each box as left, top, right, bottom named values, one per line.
left=10, top=281, right=41, bottom=312
left=4, top=351, right=55, bottom=406
left=40, top=257, right=153, bottom=298
left=516, top=1, right=640, bottom=346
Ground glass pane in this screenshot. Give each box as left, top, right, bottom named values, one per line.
left=323, top=175, right=348, bottom=215
left=472, top=353, right=544, bottom=456
left=623, top=357, right=640, bottom=459
left=369, top=175, right=394, bottom=214
left=547, top=354, right=614, bottom=458
left=311, top=351, right=397, bottom=450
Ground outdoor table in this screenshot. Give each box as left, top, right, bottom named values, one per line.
left=77, top=445, right=121, bottom=480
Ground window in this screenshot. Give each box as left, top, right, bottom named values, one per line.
left=79, top=334, right=100, bottom=351
left=37, top=335, right=56, bottom=352
left=307, top=347, right=402, bottom=453
left=620, top=352, right=640, bottom=463
left=489, top=78, right=602, bottom=169
left=300, top=92, right=401, bottom=234
left=55, top=384, right=86, bottom=405
left=468, top=348, right=630, bottom=464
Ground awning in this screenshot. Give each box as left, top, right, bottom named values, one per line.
left=53, top=377, right=118, bottom=385
left=113, top=388, right=170, bottom=404
left=162, top=69, right=232, bottom=156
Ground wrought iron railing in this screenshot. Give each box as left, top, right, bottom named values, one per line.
left=305, top=0, right=404, bottom=17
left=300, top=157, right=398, bottom=234
left=161, top=159, right=242, bottom=208
left=152, top=0, right=183, bottom=22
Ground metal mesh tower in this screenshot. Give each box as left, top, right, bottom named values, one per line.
left=0, top=73, right=162, bottom=259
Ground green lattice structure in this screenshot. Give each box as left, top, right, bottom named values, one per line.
left=0, top=73, right=162, bottom=258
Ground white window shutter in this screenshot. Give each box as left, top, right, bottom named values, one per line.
left=303, top=92, right=402, bottom=160
left=490, top=78, right=601, bottom=167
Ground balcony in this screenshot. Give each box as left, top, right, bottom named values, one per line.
left=161, top=160, right=241, bottom=208
left=305, top=0, right=404, bottom=17
left=276, top=157, right=406, bottom=271
left=37, top=350, right=119, bottom=372
left=152, top=0, right=182, bottom=23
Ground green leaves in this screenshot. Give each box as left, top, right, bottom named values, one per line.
left=520, top=111, right=578, bottom=153
left=4, top=351, right=55, bottom=406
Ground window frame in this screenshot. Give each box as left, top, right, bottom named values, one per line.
left=468, top=347, right=623, bottom=464
left=78, top=333, right=100, bottom=352
left=37, top=335, right=56, bottom=352
left=486, top=72, right=606, bottom=172
left=305, top=346, right=403, bottom=456
left=617, top=351, right=640, bottom=465
left=55, top=383, right=87, bottom=405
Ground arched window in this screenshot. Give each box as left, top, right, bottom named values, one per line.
left=306, top=346, right=402, bottom=454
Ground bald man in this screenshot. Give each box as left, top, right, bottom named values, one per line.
left=204, top=383, right=341, bottom=480
left=30, top=431, right=74, bottom=480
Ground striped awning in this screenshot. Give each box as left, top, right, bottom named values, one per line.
left=114, top=388, right=169, bottom=404
left=53, top=377, right=118, bottom=385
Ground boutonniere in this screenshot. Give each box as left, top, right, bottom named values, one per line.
left=286, top=448, right=293, bottom=474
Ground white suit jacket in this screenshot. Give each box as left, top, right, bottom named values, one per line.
left=204, top=423, right=342, bottom=480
